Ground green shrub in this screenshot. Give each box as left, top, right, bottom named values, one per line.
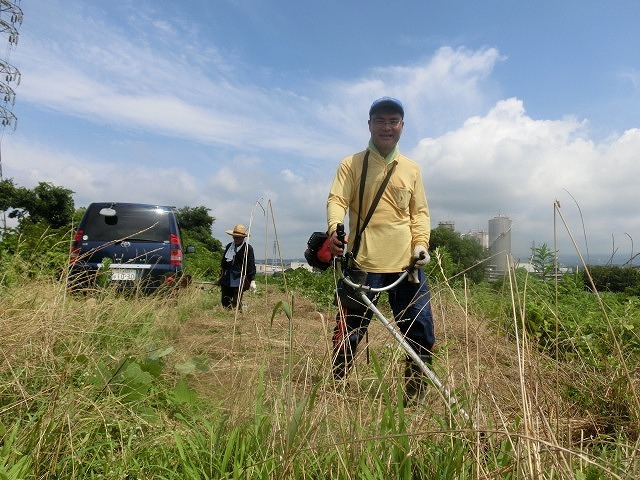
left=0, top=223, right=70, bottom=286
left=585, top=265, right=640, bottom=296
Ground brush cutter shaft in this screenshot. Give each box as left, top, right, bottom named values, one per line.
left=357, top=290, right=468, bottom=421
left=336, top=259, right=470, bottom=423
left=358, top=293, right=448, bottom=392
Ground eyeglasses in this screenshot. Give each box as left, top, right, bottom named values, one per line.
left=371, top=118, right=402, bottom=128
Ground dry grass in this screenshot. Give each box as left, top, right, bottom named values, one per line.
left=166, top=281, right=600, bottom=444
left=1, top=276, right=637, bottom=478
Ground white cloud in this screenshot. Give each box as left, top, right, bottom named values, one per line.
left=281, top=169, right=300, bottom=182
left=411, top=99, right=640, bottom=261
left=4, top=138, right=201, bottom=207
left=207, top=167, right=242, bottom=195
left=618, top=68, right=640, bottom=91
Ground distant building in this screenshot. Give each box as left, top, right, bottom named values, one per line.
left=486, top=215, right=513, bottom=281
left=255, top=263, right=285, bottom=275
left=255, top=261, right=313, bottom=275
left=515, top=260, right=572, bottom=276
left=462, top=229, right=489, bottom=249
left=289, top=261, right=313, bottom=272
left=438, top=220, right=455, bottom=231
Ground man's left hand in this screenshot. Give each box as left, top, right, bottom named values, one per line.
left=413, top=246, right=430, bottom=267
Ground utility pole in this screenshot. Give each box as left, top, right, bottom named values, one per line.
left=0, top=0, right=22, bottom=232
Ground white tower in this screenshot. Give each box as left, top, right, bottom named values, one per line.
left=487, top=215, right=512, bottom=280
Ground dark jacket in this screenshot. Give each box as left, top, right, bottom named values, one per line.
left=219, top=241, right=256, bottom=288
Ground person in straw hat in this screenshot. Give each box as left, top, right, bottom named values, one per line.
left=218, top=224, right=256, bottom=309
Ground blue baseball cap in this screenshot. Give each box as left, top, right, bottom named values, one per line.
left=369, top=96, right=404, bottom=117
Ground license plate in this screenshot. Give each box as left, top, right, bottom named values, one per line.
left=111, top=269, right=137, bottom=281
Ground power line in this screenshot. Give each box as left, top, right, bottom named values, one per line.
left=0, top=0, right=22, bottom=232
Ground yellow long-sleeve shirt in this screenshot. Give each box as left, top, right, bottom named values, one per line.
left=327, top=147, right=431, bottom=273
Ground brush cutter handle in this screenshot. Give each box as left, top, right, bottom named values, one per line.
left=408, top=251, right=426, bottom=270
left=336, top=223, right=346, bottom=254
left=336, top=251, right=424, bottom=294
left=336, top=223, right=346, bottom=248
left=334, top=223, right=349, bottom=270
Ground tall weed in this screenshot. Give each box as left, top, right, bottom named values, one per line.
left=0, top=261, right=638, bottom=478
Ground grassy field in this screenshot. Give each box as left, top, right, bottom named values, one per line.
left=1, top=268, right=638, bottom=479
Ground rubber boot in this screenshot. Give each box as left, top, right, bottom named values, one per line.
left=332, top=347, right=353, bottom=380
left=403, top=353, right=432, bottom=405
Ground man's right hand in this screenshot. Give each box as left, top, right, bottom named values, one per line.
left=329, top=230, right=348, bottom=257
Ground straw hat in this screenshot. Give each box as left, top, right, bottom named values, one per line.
left=225, top=224, right=249, bottom=237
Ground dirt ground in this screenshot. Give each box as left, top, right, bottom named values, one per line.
left=167, top=281, right=590, bottom=441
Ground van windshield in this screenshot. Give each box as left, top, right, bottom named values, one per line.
left=83, top=205, right=171, bottom=242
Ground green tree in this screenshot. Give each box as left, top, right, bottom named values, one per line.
left=175, top=206, right=223, bottom=281
left=72, top=207, right=86, bottom=227
left=586, top=265, right=640, bottom=296
left=0, top=179, right=74, bottom=229
left=428, top=226, right=487, bottom=283
left=0, top=180, right=75, bottom=283
left=175, top=206, right=222, bottom=253
left=530, top=243, right=556, bottom=281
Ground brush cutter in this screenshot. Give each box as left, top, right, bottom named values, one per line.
left=335, top=224, right=470, bottom=423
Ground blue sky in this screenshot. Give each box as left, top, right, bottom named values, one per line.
left=3, top=0, right=640, bottom=265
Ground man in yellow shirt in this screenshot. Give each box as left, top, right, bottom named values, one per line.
left=327, top=97, right=434, bottom=402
